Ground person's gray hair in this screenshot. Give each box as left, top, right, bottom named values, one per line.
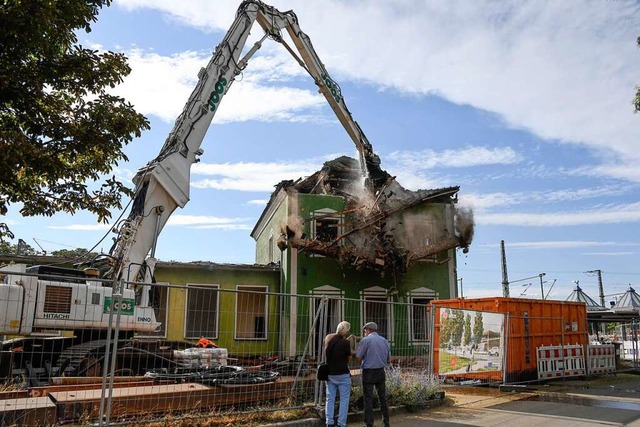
left=336, top=321, right=351, bottom=336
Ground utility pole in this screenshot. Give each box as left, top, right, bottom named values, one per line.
left=501, top=240, right=510, bottom=298
left=586, top=269, right=605, bottom=307
left=539, top=272, right=546, bottom=300
left=458, top=278, right=464, bottom=298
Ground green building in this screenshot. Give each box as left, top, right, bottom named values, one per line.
left=250, top=156, right=471, bottom=358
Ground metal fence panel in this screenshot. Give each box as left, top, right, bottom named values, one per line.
left=0, top=268, right=435, bottom=425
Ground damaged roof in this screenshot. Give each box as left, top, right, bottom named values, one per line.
left=253, top=156, right=473, bottom=276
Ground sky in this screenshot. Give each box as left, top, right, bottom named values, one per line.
left=6, top=0, right=640, bottom=302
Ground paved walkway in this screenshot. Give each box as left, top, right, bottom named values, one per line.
left=347, top=374, right=640, bottom=427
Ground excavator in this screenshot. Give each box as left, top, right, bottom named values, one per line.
left=0, top=0, right=379, bottom=383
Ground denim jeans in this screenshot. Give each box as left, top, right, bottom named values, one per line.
left=325, top=373, right=351, bottom=427
left=362, top=368, right=389, bottom=427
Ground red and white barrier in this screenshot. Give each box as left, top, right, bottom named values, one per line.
left=586, top=344, right=615, bottom=375
left=537, top=344, right=586, bottom=380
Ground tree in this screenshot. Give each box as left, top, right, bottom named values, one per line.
left=51, top=248, right=99, bottom=259
left=0, top=0, right=150, bottom=241
left=0, top=240, right=35, bottom=255
left=473, top=311, right=484, bottom=345
left=450, top=309, right=465, bottom=347
left=463, top=313, right=472, bottom=346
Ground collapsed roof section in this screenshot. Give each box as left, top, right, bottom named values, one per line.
left=276, top=156, right=474, bottom=275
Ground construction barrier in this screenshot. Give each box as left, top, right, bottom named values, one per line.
left=537, top=344, right=586, bottom=380
left=586, top=344, right=616, bottom=375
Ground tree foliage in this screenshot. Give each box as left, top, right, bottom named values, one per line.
left=0, top=0, right=150, bottom=241
left=0, top=240, right=35, bottom=255
left=51, top=247, right=99, bottom=259
left=463, top=313, right=472, bottom=346
left=473, top=311, right=484, bottom=345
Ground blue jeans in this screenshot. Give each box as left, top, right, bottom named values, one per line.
left=325, top=373, right=351, bottom=427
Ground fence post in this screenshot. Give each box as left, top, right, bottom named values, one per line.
left=503, top=313, right=509, bottom=384
left=560, top=316, right=565, bottom=382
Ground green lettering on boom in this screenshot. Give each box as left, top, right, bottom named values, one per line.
left=208, top=76, right=228, bottom=111
left=322, top=74, right=342, bottom=103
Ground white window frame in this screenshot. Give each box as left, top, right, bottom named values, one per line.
left=235, top=285, right=269, bottom=341
left=268, top=234, right=274, bottom=264
left=310, top=285, right=344, bottom=355
left=360, top=286, right=394, bottom=343
left=184, top=283, right=220, bottom=340
left=311, top=208, right=343, bottom=242
left=407, top=287, right=438, bottom=344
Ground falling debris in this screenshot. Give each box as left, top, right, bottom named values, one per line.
left=277, top=156, right=474, bottom=275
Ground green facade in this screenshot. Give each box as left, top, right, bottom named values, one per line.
left=251, top=188, right=458, bottom=358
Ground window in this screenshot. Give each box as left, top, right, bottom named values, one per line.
left=362, top=287, right=392, bottom=340
left=312, top=209, right=342, bottom=243
left=91, top=293, right=100, bottom=305
left=409, top=297, right=431, bottom=342
left=310, top=286, right=344, bottom=358
left=408, top=287, right=437, bottom=343
left=185, top=284, right=219, bottom=339
left=268, top=235, right=274, bottom=263
left=143, top=282, right=170, bottom=338
left=235, top=286, right=268, bottom=340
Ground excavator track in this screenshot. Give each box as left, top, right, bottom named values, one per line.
left=52, top=339, right=116, bottom=377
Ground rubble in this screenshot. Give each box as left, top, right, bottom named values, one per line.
left=277, top=156, right=474, bottom=276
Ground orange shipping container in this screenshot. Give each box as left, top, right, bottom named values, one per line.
left=431, top=297, right=588, bottom=382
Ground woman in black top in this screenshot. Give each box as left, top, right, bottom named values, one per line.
left=323, top=321, right=352, bottom=427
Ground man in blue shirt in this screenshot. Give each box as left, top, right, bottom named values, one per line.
left=356, top=322, right=390, bottom=427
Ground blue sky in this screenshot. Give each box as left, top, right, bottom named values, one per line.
left=6, top=1, right=640, bottom=302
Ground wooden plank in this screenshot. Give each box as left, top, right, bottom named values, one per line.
left=50, top=375, right=147, bottom=385
left=28, top=380, right=157, bottom=398
left=0, top=396, right=56, bottom=425
left=51, top=383, right=212, bottom=422
left=50, top=375, right=318, bottom=423
left=0, top=390, right=28, bottom=401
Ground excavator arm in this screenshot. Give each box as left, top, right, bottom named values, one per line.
left=106, top=0, right=379, bottom=294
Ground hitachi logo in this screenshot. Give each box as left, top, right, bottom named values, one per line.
left=44, top=313, right=70, bottom=320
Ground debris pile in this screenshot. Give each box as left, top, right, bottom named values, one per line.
left=277, top=156, right=474, bottom=276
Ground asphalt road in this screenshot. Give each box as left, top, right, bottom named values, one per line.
left=347, top=374, right=640, bottom=427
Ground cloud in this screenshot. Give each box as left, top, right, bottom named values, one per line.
left=460, top=185, right=635, bottom=211
left=570, top=164, right=640, bottom=184
left=115, top=0, right=640, bottom=182
left=492, top=241, right=640, bottom=249
left=478, top=202, right=640, bottom=226
left=384, top=146, right=522, bottom=190
left=113, top=49, right=327, bottom=124
left=49, top=224, right=111, bottom=231
left=167, top=215, right=251, bottom=230
left=247, top=199, right=269, bottom=206
left=389, top=146, right=521, bottom=170
left=582, top=252, right=634, bottom=256
left=191, top=160, right=321, bottom=192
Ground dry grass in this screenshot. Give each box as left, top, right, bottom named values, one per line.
left=105, top=400, right=319, bottom=427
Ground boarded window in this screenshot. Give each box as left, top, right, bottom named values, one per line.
left=236, top=286, right=267, bottom=339
left=44, top=286, right=72, bottom=313
left=185, top=285, right=219, bottom=339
